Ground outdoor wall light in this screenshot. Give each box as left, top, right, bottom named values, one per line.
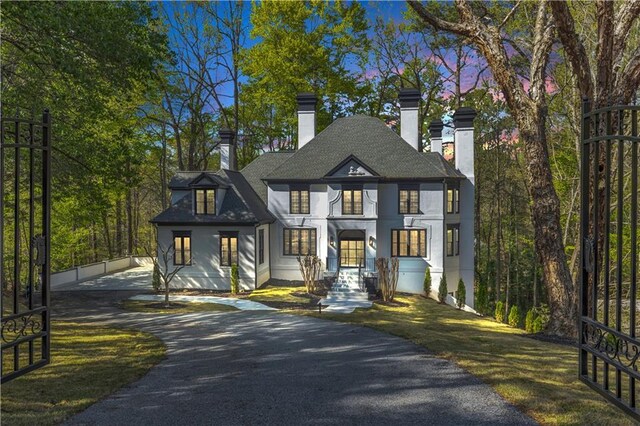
left=330, top=236, right=335, bottom=247
left=369, top=236, right=375, bottom=248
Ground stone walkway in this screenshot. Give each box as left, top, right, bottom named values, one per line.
left=130, top=294, right=277, bottom=311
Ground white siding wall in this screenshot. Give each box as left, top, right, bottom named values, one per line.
left=269, top=183, right=329, bottom=280
left=376, top=182, right=445, bottom=294
left=157, top=225, right=255, bottom=290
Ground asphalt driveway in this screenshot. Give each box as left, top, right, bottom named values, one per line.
left=54, top=270, right=535, bottom=425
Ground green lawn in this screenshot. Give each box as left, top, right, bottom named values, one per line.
left=254, top=286, right=630, bottom=425
left=1, top=321, right=166, bottom=426
left=121, top=299, right=238, bottom=314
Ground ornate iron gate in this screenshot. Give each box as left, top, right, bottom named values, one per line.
left=580, top=100, right=639, bottom=418
left=0, top=110, right=51, bottom=382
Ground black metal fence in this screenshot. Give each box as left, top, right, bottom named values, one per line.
left=580, top=101, right=639, bottom=418
left=1, top=110, right=51, bottom=382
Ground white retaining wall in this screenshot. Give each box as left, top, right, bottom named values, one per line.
left=51, top=256, right=152, bottom=288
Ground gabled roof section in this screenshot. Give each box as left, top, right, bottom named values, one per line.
left=325, top=154, right=379, bottom=178
left=168, top=171, right=229, bottom=190
left=152, top=169, right=273, bottom=225
left=264, top=115, right=466, bottom=181
left=240, top=151, right=295, bottom=202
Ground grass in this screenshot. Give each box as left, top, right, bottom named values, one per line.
left=248, top=285, right=319, bottom=309
left=121, top=299, right=238, bottom=314
left=1, top=320, right=165, bottom=426
left=254, top=286, right=631, bottom=425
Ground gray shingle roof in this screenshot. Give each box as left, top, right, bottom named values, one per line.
left=240, top=152, right=294, bottom=202
left=264, top=115, right=465, bottom=181
left=151, top=170, right=272, bottom=225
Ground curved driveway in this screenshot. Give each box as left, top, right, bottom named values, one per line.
left=55, top=270, right=535, bottom=425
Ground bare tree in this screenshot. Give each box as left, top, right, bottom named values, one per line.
left=297, top=255, right=322, bottom=294
left=145, top=241, right=185, bottom=306
left=408, top=0, right=576, bottom=336
left=376, top=257, right=400, bottom=302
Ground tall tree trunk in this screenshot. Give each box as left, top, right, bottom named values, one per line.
left=115, top=197, right=123, bottom=256
left=102, top=211, right=113, bottom=258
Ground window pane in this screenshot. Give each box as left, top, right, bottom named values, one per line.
left=392, top=230, right=397, bottom=257
left=410, top=190, right=419, bottom=214
left=455, top=228, right=460, bottom=255
left=399, top=190, right=408, bottom=213
left=310, top=229, right=316, bottom=255
left=196, top=190, right=205, bottom=214
left=419, top=230, right=426, bottom=256
left=354, top=190, right=362, bottom=214
left=455, top=189, right=460, bottom=213
left=447, top=189, right=454, bottom=213
left=343, top=190, right=352, bottom=214
left=399, top=231, right=408, bottom=256
left=410, top=230, right=419, bottom=256
left=230, top=237, right=238, bottom=265
left=221, top=237, right=229, bottom=265
left=207, top=190, right=215, bottom=214
left=300, top=229, right=309, bottom=255
left=447, top=229, right=453, bottom=256
left=291, top=191, right=299, bottom=214
left=283, top=230, right=290, bottom=255
left=174, top=237, right=183, bottom=264
left=301, top=190, right=310, bottom=214
left=291, top=230, right=299, bottom=255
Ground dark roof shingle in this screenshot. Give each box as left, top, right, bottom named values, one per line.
left=264, top=115, right=465, bottom=181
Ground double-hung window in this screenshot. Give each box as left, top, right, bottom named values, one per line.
left=290, top=186, right=310, bottom=214
left=391, top=229, right=427, bottom=257
left=195, top=189, right=215, bottom=215
left=447, top=225, right=460, bottom=256
left=283, top=228, right=316, bottom=256
left=173, top=231, right=191, bottom=265
left=447, top=187, right=460, bottom=214
left=220, top=232, right=238, bottom=266
left=342, top=186, right=363, bottom=215
left=399, top=186, right=419, bottom=214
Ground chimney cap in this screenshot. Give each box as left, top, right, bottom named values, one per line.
left=398, top=88, right=421, bottom=108
left=429, top=120, right=444, bottom=138
left=219, top=128, right=234, bottom=143
left=297, top=92, right=317, bottom=112
left=453, top=107, right=477, bottom=128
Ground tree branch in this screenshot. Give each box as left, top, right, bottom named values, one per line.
left=549, top=1, right=593, bottom=100
left=530, top=1, right=554, bottom=104
left=407, top=1, right=474, bottom=37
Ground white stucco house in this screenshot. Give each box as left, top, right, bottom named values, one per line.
left=151, top=89, right=477, bottom=307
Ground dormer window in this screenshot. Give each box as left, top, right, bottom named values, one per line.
left=290, top=186, right=310, bottom=214
left=195, top=189, right=215, bottom=215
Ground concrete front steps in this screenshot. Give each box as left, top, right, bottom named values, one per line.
left=320, top=269, right=372, bottom=313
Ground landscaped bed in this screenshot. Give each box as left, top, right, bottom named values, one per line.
left=1, top=320, right=165, bottom=426
left=253, top=286, right=632, bottom=425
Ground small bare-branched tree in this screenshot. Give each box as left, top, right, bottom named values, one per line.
left=376, top=257, right=399, bottom=302
left=144, top=241, right=185, bottom=306
left=297, top=255, right=322, bottom=294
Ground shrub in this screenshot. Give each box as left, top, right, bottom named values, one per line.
left=438, top=273, right=448, bottom=304
left=152, top=264, right=161, bottom=292
left=476, top=276, right=488, bottom=315
left=532, top=304, right=550, bottom=333
left=525, top=309, right=536, bottom=333
left=456, top=279, right=466, bottom=309
left=495, top=301, right=505, bottom=323
left=508, top=305, right=521, bottom=328
left=231, top=264, right=239, bottom=295
left=423, top=267, right=432, bottom=297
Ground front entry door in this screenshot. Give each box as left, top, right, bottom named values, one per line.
left=339, top=239, right=364, bottom=267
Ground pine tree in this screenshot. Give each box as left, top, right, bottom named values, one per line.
left=438, top=273, right=448, bottom=304
left=456, top=279, right=466, bottom=309
left=423, top=267, right=432, bottom=298
left=231, top=264, right=239, bottom=295
left=508, top=305, right=521, bottom=328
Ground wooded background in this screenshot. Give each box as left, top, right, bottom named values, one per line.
left=2, top=1, right=639, bottom=334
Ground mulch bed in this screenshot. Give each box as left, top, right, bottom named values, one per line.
left=522, top=332, right=577, bottom=348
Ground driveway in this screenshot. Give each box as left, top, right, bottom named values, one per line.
left=54, top=270, right=535, bottom=425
